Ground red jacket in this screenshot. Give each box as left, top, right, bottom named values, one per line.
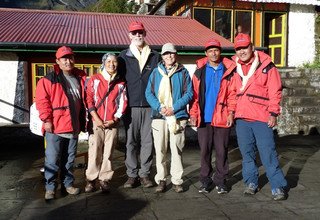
left=86, top=73, right=127, bottom=123
left=35, top=65, right=87, bottom=135
left=232, top=51, right=282, bottom=123
left=189, top=57, right=237, bottom=128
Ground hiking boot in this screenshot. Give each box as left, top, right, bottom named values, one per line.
left=243, top=183, right=258, bottom=195
left=45, top=190, right=55, bottom=200
left=100, top=180, right=110, bottom=192
left=66, top=186, right=80, bottom=195
left=173, top=184, right=183, bottom=193
left=140, top=177, right=153, bottom=188
left=155, top=180, right=166, bottom=193
left=216, top=185, right=228, bottom=194
left=124, top=177, right=137, bottom=188
left=272, top=188, right=286, bottom=201
left=85, top=180, right=96, bottom=193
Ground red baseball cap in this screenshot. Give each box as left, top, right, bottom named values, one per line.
left=129, top=21, right=145, bottom=32
left=56, top=46, right=74, bottom=59
left=204, top=38, right=221, bottom=50
left=234, top=33, right=251, bottom=49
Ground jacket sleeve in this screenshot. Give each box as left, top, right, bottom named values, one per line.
left=35, top=78, right=53, bottom=123
left=114, top=83, right=128, bottom=119
left=85, top=77, right=96, bottom=113
left=172, top=69, right=193, bottom=112
left=267, top=65, right=282, bottom=115
left=145, top=70, right=162, bottom=112
left=189, top=73, right=200, bottom=119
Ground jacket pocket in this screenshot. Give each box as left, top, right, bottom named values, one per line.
left=246, top=93, right=269, bottom=106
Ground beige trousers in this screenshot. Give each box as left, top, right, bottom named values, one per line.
left=85, top=122, right=117, bottom=182
left=152, top=119, right=187, bottom=186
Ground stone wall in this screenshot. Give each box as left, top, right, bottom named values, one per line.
left=278, top=68, right=320, bottom=135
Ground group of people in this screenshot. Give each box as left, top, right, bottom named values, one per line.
left=35, top=21, right=288, bottom=202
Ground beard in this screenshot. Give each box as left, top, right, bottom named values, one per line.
left=132, top=37, right=145, bottom=47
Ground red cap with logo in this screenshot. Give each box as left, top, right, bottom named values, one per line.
left=129, top=21, right=145, bottom=32
left=56, top=46, right=74, bottom=59
left=234, top=33, right=251, bottom=49
left=204, top=38, right=221, bottom=50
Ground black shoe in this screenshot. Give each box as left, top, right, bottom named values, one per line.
left=216, top=185, right=228, bottom=194
left=199, top=181, right=213, bottom=193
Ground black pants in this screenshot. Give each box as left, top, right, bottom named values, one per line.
left=197, top=123, right=230, bottom=186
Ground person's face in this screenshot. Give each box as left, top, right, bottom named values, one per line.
left=205, top=47, right=221, bottom=65
left=162, top=52, right=177, bottom=68
left=235, top=44, right=254, bottom=63
left=56, top=55, right=75, bottom=73
left=129, top=30, right=146, bottom=47
left=104, top=55, right=118, bottom=75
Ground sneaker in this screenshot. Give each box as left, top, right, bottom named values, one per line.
left=140, top=177, right=153, bottom=188
left=198, top=182, right=212, bottom=193
left=124, top=177, right=137, bottom=188
left=66, top=186, right=80, bottom=195
left=173, top=184, right=183, bottom=193
left=272, top=188, right=286, bottom=201
left=155, top=180, right=166, bottom=193
left=216, top=185, right=228, bottom=194
left=45, top=190, right=55, bottom=200
left=100, top=180, right=110, bottom=192
left=243, top=183, right=258, bottom=195
left=85, top=180, right=96, bottom=193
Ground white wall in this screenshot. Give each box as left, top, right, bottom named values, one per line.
left=288, top=4, right=316, bottom=67
left=0, top=53, right=19, bottom=125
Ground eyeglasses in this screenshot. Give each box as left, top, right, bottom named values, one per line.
left=131, top=30, right=144, bottom=36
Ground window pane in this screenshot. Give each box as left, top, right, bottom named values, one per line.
left=83, top=67, right=90, bottom=76
left=215, top=10, right=232, bottom=41
left=93, top=66, right=100, bottom=75
left=37, top=66, right=44, bottom=76
left=46, top=66, right=54, bottom=74
left=235, top=11, right=252, bottom=37
left=194, top=8, right=211, bottom=29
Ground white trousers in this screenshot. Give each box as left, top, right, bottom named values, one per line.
left=85, top=122, right=117, bottom=182
left=152, top=119, right=187, bottom=185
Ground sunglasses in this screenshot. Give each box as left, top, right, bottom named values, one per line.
left=131, top=30, right=144, bottom=35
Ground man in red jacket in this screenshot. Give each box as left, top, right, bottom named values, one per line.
left=189, top=39, right=236, bottom=194
left=35, top=46, right=87, bottom=200
left=232, top=33, right=287, bottom=201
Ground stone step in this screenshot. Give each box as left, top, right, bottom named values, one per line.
left=282, top=87, right=318, bottom=96
left=282, top=78, right=309, bottom=87
left=298, top=114, right=320, bottom=124
left=280, top=70, right=303, bottom=78
left=290, top=106, right=320, bottom=114
left=281, top=96, right=319, bottom=106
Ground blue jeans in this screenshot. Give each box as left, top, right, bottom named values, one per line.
left=235, top=119, right=287, bottom=190
left=44, top=133, right=78, bottom=191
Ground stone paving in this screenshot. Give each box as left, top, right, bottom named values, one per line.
left=1, top=128, right=320, bottom=220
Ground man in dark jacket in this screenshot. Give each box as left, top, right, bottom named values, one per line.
left=35, top=46, right=86, bottom=200
left=118, top=21, right=160, bottom=188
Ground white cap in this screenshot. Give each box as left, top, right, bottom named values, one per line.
left=161, top=43, right=177, bottom=55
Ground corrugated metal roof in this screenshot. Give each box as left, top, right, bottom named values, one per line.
left=0, top=8, right=233, bottom=52
left=239, top=0, right=320, bottom=5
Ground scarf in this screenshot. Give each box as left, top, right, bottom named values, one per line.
left=129, top=43, right=151, bottom=73
left=236, top=51, right=259, bottom=91
left=157, top=63, right=179, bottom=133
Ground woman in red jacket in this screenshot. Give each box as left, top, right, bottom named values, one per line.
left=85, top=53, right=127, bottom=193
